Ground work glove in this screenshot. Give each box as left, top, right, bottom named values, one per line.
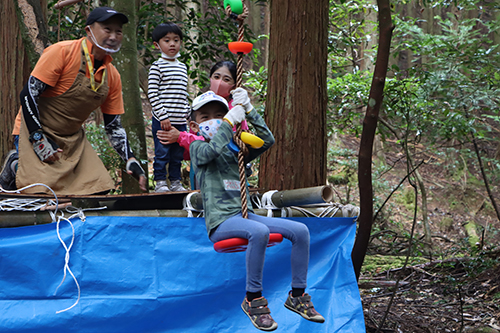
left=231, top=87, right=253, bottom=113
left=223, top=105, right=246, bottom=127
left=29, top=130, right=60, bottom=161
left=126, top=159, right=146, bottom=180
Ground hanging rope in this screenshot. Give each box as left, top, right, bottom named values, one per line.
left=1, top=182, right=107, bottom=313
left=225, top=1, right=250, bottom=218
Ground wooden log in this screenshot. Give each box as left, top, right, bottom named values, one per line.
left=189, top=186, right=335, bottom=211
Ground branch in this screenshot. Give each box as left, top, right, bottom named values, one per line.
left=54, top=0, right=84, bottom=9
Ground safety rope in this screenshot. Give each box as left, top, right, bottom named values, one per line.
left=225, top=1, right=250, bottom=218
left=52, top=205, right=106, bottom=313
left=0, top=183, right=60, bottom=215
left=182, top=192, right=204, bottom=218
left=251, top=190, right=360, bottom=220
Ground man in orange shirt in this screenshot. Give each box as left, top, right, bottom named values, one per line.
left=0, top=7, right=146, bottom=194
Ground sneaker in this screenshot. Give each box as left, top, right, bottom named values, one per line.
left=155, top=180, right=170, bottom=193
left=241, top=297, right=278, bottom=331
left=0, top=150, right=18, bottom=190
left=284, top=292, right=325, bottom=323
left=169, top=179, right=185, bottom=192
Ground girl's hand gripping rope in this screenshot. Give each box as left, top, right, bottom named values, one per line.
left=223, top=105, right=246, bottom=127
left=231, top=87, right=253, bottom=113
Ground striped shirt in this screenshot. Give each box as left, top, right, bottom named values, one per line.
left=148, top=58, right=190, bottom=124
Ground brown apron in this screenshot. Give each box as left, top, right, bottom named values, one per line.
left=17, top=43, right=115, bottom=195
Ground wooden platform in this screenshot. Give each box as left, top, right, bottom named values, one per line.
left=0, top=190, right=201, bottom=211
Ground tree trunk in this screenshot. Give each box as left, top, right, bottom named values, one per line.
left=0, top=0, right=46, bottom=158
left=352, top=0, right=394, bottom=280
left=359, top=0, right=377, bottom=72
left=259, top=0, right=328, bottom=191
left=249, top=1, right=268, bottom=70
left=16, top=0, right=50, bottom=67
left=113, top=0, right=149, bottom=193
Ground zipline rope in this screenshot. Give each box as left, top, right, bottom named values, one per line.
left=225, top=1, right=250, bottom=219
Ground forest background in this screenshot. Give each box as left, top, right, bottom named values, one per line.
left=1, top=0, right=500, bottom=331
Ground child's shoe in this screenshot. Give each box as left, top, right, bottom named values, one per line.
left=169, top=179, right=185, bottom=192
left=241, top=296, right=278, bottom=331
left=284, top=292, right=325, bottom=323
left=154, top=180, right=170, bottom=193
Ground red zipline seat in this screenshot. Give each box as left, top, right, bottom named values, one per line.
left=214, top=233, right=283, bottom=253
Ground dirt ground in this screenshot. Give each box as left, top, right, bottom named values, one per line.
left=334, top=136, right=500, bottom=332
left=361, top=259, right=500, bottom=332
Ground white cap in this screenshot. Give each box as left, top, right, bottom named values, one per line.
left=192, top=91, right=229, bottom=111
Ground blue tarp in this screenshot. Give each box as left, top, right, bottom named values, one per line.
left=0, top=216, right=365, bottom=332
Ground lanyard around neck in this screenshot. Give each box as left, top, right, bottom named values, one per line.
left=82, top=39, right=106, bottom=92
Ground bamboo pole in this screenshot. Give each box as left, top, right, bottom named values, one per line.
left=189, top=186, right=334, bottom=211
left=270, top=186, right=333, bottom=208
left=0, top=204, right=356, bottom=228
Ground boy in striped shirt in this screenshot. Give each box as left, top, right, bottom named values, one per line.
left=148, top=23, right=190, bottom=192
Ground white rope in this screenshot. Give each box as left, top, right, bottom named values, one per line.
left=0, top=198, right=57, bottom=211
left=0, top=182, right=79, bottom=313
left=253, top=190, right=289, bottom=217
left=0, top=182, right=108, bottom=313
left=342, top=204, right=360, bottom=219
left=53, top=205, right=107, bottom=313
left=54, top=210, right=80, bottom=313
left=286, top=203, right=359, bottom=219
left=182, top=192, right=203, bottom=217
left=1, top=183, right=59, bottom=215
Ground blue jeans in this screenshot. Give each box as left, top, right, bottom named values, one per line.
left=209, top=212, right=310, bottom=292
left=152, top=119, right=186, bottom=181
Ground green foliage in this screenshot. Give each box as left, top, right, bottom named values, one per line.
left=328, top=0, right=378, bottom=74
left=243, top=65, right=268, bottom=115
left=84, top=122, right=123, bottom=184
left=328, top=0, right=500, bottom=166
left=326, top=71, right=371, bottom=136
left=361, top=254, right=428, bottom=276
left=47, top=0, right=260, bottom=92
left=327, top=146, right=358, bottom=204
left=392, top=10, right=500, bottom=145
left=135, top=0, right=260, bottom=91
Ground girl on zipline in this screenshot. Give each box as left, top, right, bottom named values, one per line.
left=188, top=89, right=325, bottom=331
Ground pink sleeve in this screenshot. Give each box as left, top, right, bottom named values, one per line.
left=178, top=131, right=204, bottom=160
left=232, top=120, right=249, bottom=131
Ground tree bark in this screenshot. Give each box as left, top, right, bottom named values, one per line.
left=16, top=0, right=50, bottom=67
left=249, top=0, right=268, bottom=70
left=113, top=0, right=149, bottom=193
left=352, top=0, right=394, bottom=280
left=259, top=0, right=328, bottom=191
left=0, top=0, right=46, bottom=158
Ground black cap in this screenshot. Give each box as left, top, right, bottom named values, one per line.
left=85, top=7, right=128, bottom=26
